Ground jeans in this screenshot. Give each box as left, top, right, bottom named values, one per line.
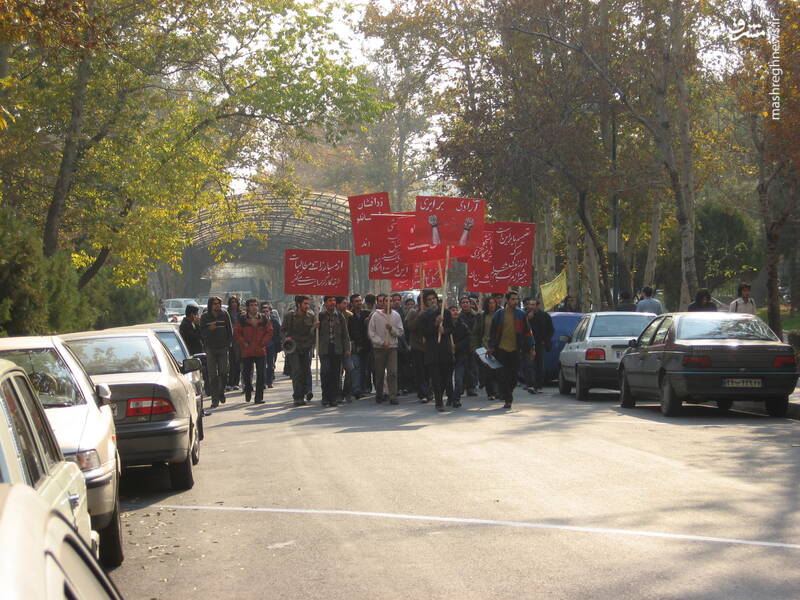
left=453, top=354, right=469, bottom=400
left=533, top=342, right=546, bottom=389
left=372, top=347, right=398, bottom=400
left=494, top=348, right=520, bottom=403
left=265, top=347, right=276, bottom=385
left=360, top=348, right=373, bottom=393
left=241, top=355, right=266, bottom=401
left=522, top=351, right=536, bottom=388
left=227, top=342, right=241, bottom=387
left=349, top=352, right=362, bottom=396
left=206, top=348, right=229, bottom=406
left=289, top=349, right=312, bottom=402
left=479, top=361, right=499, bottom=399
left=320, top=352, right=343, bottom=404
left=429, top=361, right=454, bottom=406
left=411, top=349, right=430, bottom=399
left=465, top=353, right=478, bottom=392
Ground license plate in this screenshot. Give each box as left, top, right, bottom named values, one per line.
left=722, top=378, right=762, bottom=388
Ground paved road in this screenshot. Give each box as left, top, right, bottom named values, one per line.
left=110, top=369, right=800, bottom=600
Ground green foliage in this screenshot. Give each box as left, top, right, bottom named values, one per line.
left=88, top=278, right=158, bottom=330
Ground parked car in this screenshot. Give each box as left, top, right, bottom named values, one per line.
left=162, top=298, right=198, bottom=320
left=0, top=483, right=124, bottom=599
left=558, top=312, right=656, bottom=399
left=0, top=359, right=95, bottom=551
left=62, top=330, right=202, bottom=490
left=106, top=323, right=206, bottom=440
left=543, top=312, right=584, bottom=382
left=0, top=336, right=124, bottom=566
left=618, top=312, right=799, bottom=417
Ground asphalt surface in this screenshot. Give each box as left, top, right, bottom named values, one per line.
left=111, top=365, right=800, bottom=600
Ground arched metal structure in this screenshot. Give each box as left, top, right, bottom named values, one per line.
left=184, top=191, right=372, bottom=299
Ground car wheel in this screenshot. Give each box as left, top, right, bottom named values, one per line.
left=765, top=396, right=789, bottom=418
left=191, top=421, right=200, bottom=466
left=170, top=435, right=195, bottom=490
left=558, top=367, right=572, bottom=395
left=99, top=494, right=124, bottom=567
left=197, top=410, right=204, bottom=441
left=619, top=370, right=636, bottom=408
left=716, top=399, right=733, bottom=411
left=659, top=376, right=681, bottom=416
left=574, top=368, right=589, bottom=401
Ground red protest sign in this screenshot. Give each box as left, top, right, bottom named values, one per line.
left=491, top=222, right=536, bottom=286
left=392, top=260, right=443, bottom=289
left=348, top=192, right=391, bottom=255
left=414, top=196, right=486, bottom=248
left=465, top=230, right=501, bottom=292
left=397, top=216, right=471, bottom=264
left=284, top=249, right=350, bottom=296
left=368, top=213, right=414, bottom=280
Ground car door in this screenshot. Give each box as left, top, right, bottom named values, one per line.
left=561, top=316, right=589, bottom=381
left=639, top=317, right=674, bottom=396
left=155, top=340, right=198, bottom=425
left=10, top=375, right=91, bottom=542
left=626, top=317, right=664, bottom=391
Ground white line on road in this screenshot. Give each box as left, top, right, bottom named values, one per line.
left=123, top=503, right=800, bottom=551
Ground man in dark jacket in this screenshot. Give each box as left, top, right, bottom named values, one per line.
left=405, top=297, right=431, bottom=402
left=318, top=295, right=350, bottom=407
left=179, top=304, right=204, bottom=355
left=487, top=291, right=534, bottom=409
left=260, top=302, right=281, bottom=388
left=421, top=289, right=454, bottom=412
left=200, top=296, right=233, bottom=408
left=528, top=299, right=554, bottom=393
left=616, top=291, right=637, bottom=311
left=283, top=295, right=317, bottom=406
left=451, top=304, right=472, bottom=408
left=347, top=294, right=369, bottom=399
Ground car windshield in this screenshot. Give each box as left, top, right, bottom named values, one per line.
left=0, top=349, right=85, bottom=407
left=156, top=331, right=187, bottom=361
left=66, top=336, right=160, bottom=375
left=590, top=314, right=655, bottom=338
left=677, top=317, right=779, bottom=341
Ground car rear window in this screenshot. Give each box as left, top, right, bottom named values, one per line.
left=677, top=317, right=778, bottom=341
left=65, top=336, right=159, bottom=375
left=0, top=349, right=86, bottom=407
left=589, top=314, right=654, bottom=338
left=156, top=331, right=187, bottom=361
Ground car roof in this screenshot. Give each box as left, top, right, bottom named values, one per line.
left=164, top=298, right=196, bottom=302
left=667, top=312, right=756, bottom=319
left=60, top=329, right=155, bottom=341
left=103, top=323, right=179, bottom=332
left=0, top=336, right=61, bottom=351
left=0, top=358, right=27, bottom=378
left=589, top=311, right=655, bottom=317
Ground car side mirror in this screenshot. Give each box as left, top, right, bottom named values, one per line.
left=95, top=383, right=112, bottom=406
left=559, top=335, right=571, bottom=343
left=181, top=357, right=202, bottom=374
left=191, top=352, right=207, bottom=361
left=627, top=338, right=639, bottom=348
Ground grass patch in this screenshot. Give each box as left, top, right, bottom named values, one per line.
left=757, top=307, right=800, bottom=332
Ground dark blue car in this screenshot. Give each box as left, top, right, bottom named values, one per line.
left=543, top=312, right=583, bottom=382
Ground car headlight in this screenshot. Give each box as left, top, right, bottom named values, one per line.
left=65, top=450, right=101, bottom=472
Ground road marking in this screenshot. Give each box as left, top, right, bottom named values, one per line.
left=267, top=540, right=296, bottom=549
left=123, top=503, right=800, bottom=550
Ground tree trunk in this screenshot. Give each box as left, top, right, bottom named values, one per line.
left=565, top=207, right=580, bottom=298
left=584, top=230, right=602, bottom=311
left=642, top=197, right=661, bottom=290
left=77, top=247, right=111, bottom=290
left=576, top=190, right=613, bottom=307
left=764, top=226, right=782, bottom=339
left=543, top=200, right=556, bottom=279
left=790, top=241, right=800, bottom=317
left=43, top=55, right=92, bottom=257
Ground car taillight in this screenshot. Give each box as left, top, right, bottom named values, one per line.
left=126, top=398, right=175, bottom=417
left=683, top=355, right=711, bottom=367
left=773, top=356, right=796, bottom=368
left=585, top=348, right=605, bottom=361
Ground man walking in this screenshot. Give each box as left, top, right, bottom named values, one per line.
left=636, top=286, right=664, bottom=315
left=368, top=293, right=404, bottom=405
left=729, top=282, right=756, bottom=314
left=421, top=289, right=454, bottom=412
left=318, top=296, right=350, bottom=407
left=235, top=298, right=273, bottom=404
left=260, top=301, right=281, bottom=388
left=487, top=291, right=534, bottom=409
left=528, top=299, right=554, bottom=393
left=405, top=295, right=432, bottom=403
left=283, top=295, right=316, bottom=407
left=347, top=294, right=368, bottom=399
left=200, top=297, right=233, bottom=408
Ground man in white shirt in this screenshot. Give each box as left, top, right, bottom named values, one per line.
left=729, top=282, right=757, bottom=314
left=367, top=293, right=404, bottom=405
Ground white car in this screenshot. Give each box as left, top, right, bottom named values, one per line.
left=0, top=483, right=123, bottom=599
left=558, top=312, right=656, bottom=399
left=0, top=337, right=124, bottom=566
left=0, top=359, right=95, bottom=552
left=163, top=298, right=198, bottom=320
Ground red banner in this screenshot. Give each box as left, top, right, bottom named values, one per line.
left=491, top=222, right=536, bottom=286
left=284, top=249, right=349, bottom=296
left=368, top=213, right=414, bottom=280
left=465, top=230, right=500, bottom=292
left=414, top=196, right=486, bottom=248
left=397, top=217, right=471, bottom=264
left=348, top=192, right=391, bottom=255
left=392, top=260, right=443, bottom=289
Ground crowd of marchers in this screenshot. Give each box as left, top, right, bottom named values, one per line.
left=175, top=282, right=760, bottom=413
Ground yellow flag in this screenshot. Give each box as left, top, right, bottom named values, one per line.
left=540, top=270, right=567, bottom=311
